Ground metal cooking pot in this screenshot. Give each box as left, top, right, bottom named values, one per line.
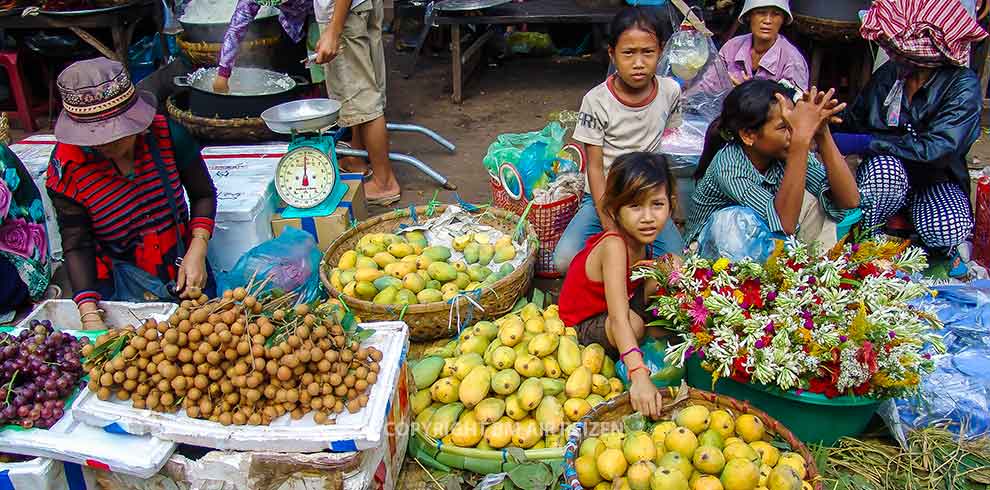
left=178, top=14, right=283, bottom=44
left=174, top=67, right=306, bottom=119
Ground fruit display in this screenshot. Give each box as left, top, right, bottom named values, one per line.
left=81, top=285, right=384, bottom=426
left=410, top=303, right=625, bottom=450
left=572, top=405, right=814, bottom=490
left=327, top=229, right=521, bottom=305
left=0, top=320, right=86, bottom=429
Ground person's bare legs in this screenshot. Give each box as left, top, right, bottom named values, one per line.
left=359, top=115, right=400, bottom=200
left=338, top=126, right=369, bottom=174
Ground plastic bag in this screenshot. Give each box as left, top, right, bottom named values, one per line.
left=881, top=282, right=990, bottom=445
left=219, top=228, right=324, bottom=304
left=483, top=123, right=566, bottom=177
left=694, top=206, right=782, bottom=263
left=616, top=337, right=686, bottom=388
left=507, top=32, right=555, bottom=56
left=484, top=123, right=579, bottom=200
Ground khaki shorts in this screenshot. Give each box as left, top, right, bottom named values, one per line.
left=320, top=0, right=386, bottom=128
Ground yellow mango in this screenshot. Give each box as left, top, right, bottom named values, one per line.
left=337, top=250, right=358, bottom=270
left=354, top=268, right=384, bottom=283
left=477, top=244, right=495, bottom=266
left=403, top=272, right=426, bottom=293
left=449, top=411, right=484, bottom=447
left=354, top=281, right=377, bottom=300
left=386, top=242, right=414, bottom=258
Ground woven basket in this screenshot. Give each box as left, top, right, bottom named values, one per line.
left=166, top=93, right=279, bottom=143
left=320, top=205, right=539, bottom=341
left=409, top=425, right=565, bottom=474
left=491, top=177, right=581, bottom=279
left=561, top=389, right=823, bottom=490
left=177, top=34, right=281, bottom=67
left=793, top=14, right=862, bottom=42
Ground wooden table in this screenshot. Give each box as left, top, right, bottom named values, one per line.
left=429, top=0, right=621, bottom=103
left=0, top=0, right=162, bottom=62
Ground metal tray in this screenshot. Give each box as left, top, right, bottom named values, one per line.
left=434, top=0, right=510, bottom=11
left=261, top=98, right=341, bottom=134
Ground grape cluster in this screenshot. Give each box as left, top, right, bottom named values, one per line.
left=0, top=320, right=86, bottom=429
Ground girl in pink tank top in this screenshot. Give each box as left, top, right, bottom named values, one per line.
left=558, top=152, right=678, bottom=419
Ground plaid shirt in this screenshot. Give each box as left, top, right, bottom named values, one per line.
left=686, top=144, right=848, bottom=242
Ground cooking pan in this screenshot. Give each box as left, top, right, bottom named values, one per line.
left=178, top=13, right=282, bottom=44
left=174, top=67, right=307, bottom=119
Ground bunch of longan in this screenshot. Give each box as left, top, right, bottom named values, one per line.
left=84, top=290, right=383, bottom=426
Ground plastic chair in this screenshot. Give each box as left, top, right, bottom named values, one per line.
left=0, top=51, right=41, bottom=132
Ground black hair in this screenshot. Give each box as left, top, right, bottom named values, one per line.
left=608, top=7, right=662, bottom=49
left=601, top=152, right=676, bottom=220
left=694, top=79, right=796, bottom=180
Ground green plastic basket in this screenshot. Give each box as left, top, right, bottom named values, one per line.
left=685, top=357, right=882, bottom=446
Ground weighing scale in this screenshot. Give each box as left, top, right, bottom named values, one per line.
left=261, top=99, right=459, bottom=208
left=261, top=99, right=349, bottom=219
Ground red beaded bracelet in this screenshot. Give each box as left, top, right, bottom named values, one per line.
left=629, top=365, right=648, bottom=377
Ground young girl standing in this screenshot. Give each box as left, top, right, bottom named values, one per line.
left=554, top=7, right=684, bottom=273
left=559, top=152, right=674, bottom=419
left=687, top=80, right=859, bottom=257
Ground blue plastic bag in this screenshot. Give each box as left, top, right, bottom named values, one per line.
left=219, top=228, right=325, bottom=304
left=616, top=337, right=686, bottom=388
left=695, top=206, right=783, bottom=263
left=885, top=282, right=990, bottom=442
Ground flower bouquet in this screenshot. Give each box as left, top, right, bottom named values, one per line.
left=634, top=237, right=945, bottom=400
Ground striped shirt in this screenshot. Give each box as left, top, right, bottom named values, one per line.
left=686, top=144, right=846, bottom=243
left=47, top=116, right=216, bottom=304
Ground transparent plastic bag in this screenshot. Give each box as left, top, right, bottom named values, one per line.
left=482, top=123, right=565, bottom=177
left=616, top=337, right=686, bottom=388
left=219, top=228, right=324, bottom=304
left=485, top=123, right=577, bottom=200
left=694, top=206, right=782, bottom=263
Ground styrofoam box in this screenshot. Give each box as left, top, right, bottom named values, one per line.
left=2, top=300, right=179, bottom=478
left=0, top=457, right=71, bottom=490
left=72, top=321, right=410, bottom=452
left=201, top=144, right=290, bottom=273
left=8, top=134, right=62, bottom=264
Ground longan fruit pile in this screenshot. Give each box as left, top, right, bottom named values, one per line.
left=84, top=290, right=383, bottom=426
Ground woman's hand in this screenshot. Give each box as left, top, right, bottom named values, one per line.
left=78, top=303, right=106, bottom=331
left=777, top=87, right=846, bottom=143
left=177, top=240, right=208, bottom=299
left=212, top=75, right=230, bottom=94
left=629, top=368, right=663, bottom=419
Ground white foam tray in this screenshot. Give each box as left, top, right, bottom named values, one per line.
left=71, top=321, right=410, bottom=452
left=0, top=457, right=69, bottom=490
left=1, top=300, right=179, bottom=478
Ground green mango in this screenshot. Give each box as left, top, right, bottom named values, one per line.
left=454, top=272, right=471, bottom=290
left=426, top=279, right=442, bottom=290
left=427, top=262, right=458, bottom=282
left=417, top=288, right=444, bottom=303
left=372, top=286, right=398, bottom=304
left=467, top=264, right=491, bottom=283
left=373, top=275, right=403, bottom=291
left=478, top=244, right=495, bottom=266
left=395, top=288, right=418, bottom=305
left=412, top=356, right=445, bottom=390
left=422, top=246, right=453, bottom=262
left=464, top=243, right=480, bottom=264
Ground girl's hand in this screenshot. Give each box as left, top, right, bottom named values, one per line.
left=629, top=368, right=664, bottom=419
left=177, top=247, right=208, bottom=299
left=315, top=29, right=343, bottom=64
left=78, top=303, right=106, bottom=331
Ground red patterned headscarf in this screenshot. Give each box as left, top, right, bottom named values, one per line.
left=861, top=0, right=988, bottom=68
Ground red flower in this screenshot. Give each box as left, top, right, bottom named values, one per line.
left=808, top=377, right=830, bottom=394
left=857, top=263, right=880, bottom=278
left=858, top=341, right=878, bottom=375
left=740, top=279, right=763, bottom=309
left=730, top=356, right=751, bottom=383
left=853, top=381, right=872, bottom=396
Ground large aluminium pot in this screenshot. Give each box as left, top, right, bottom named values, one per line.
left=791, top=0, right=869, bottom=23
left=178, top=13, right=282, bottom=45
left=173, top=67, right=306, bottom=119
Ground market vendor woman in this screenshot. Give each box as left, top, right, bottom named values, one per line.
left=835, top=0, right=987, bottom=277
left=46, top=58, right=218, bottom=330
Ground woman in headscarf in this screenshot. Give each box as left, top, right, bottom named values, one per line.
left=836, top=0, right=987, bottom=277
left=47, top=58, right=218, bottom=329
left=0, top=146, right=51, bottom=319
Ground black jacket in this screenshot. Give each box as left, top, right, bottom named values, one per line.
left=837, top=61, right=982, bottom=199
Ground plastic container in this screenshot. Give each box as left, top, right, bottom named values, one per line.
left=625, top=0, right=666, bottom=6
left=685, top=357, right=882, bottom=446
left=0, top=457, right=72, bottom=490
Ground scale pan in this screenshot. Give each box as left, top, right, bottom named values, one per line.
left=261, top=99, right=342, bottom=134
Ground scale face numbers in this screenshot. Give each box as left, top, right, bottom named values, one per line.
left=275, top=146, right=336, bottom=209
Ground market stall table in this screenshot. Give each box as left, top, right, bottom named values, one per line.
left=406, top=0, right=621, bottom=103
left=0, top=0, right=164, bottom=63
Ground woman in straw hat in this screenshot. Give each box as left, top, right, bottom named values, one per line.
left=835, top=0, right=988, bottom=278
left=718, top=0, right=809, bottom=90
left=46, top=57, right=218, bottom=330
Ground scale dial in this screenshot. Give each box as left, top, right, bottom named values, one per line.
left=275, top=146, right=336, bottom=209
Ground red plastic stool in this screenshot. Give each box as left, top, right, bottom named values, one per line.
left=0, top=51, right=42, bottom=132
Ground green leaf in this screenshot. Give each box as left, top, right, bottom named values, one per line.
left=341, top=311, right=357, bottom=332
left=504, top=447, right=527, bottom=464
left=623, top=412, right=647, bottom=433
left=506, top=462, right=553, bottom=490
left=352, top=327, right=375, bottom=344
left=530, top=289, right=545, bottom=309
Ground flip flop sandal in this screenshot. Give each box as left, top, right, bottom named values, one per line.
left=335, top=142, right=374, bottom=179
left=368, top=193, right=401, bottom=206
